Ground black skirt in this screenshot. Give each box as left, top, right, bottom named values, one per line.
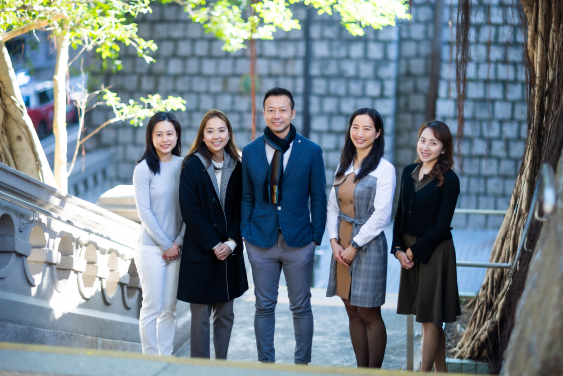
left=397, top=234, right=461, bottom=327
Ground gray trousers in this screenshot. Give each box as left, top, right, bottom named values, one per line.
left=190, top=300, right=234, bottom=359
left=245, top=234, right=316, bottom=364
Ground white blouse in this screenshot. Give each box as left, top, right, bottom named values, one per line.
left=326, top=157, right=396, bottom=248
left=265, top=141, right=293, bottom=169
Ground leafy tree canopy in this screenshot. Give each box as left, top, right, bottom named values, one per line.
left=167, top=0, right=411, bottom=51
left=1, top=0, right=411, bottom=64
left=1, top=0, right=156, bottom=70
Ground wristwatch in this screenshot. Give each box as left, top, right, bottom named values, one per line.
left=393, top=247, right=404, bottom=258
left=351, top=240, right=361, bottom=250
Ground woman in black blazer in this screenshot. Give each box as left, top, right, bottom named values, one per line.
left=391, top=120, right=461, bottom=373
left=178, top=109, right=248, bottom=359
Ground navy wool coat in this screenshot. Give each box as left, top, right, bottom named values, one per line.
left=177, top=156, right=248, bottom=304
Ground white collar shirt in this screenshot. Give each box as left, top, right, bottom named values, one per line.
left=326, top=158, right=397, bottom=247
left=265, top=141, right=293, bottom=170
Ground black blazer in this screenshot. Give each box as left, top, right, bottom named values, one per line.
left=391, top=163, right=460, bottom=264
left=177, top=156, right=248, bottom=304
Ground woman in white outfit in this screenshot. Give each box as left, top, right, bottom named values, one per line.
left=132, top=111, right=185, bottom=355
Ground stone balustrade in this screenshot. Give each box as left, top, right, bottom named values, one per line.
left=67, top=148, right=115, bottom=204
left=0, top=162, right=144, bottom=350
left=97, top=184, right=139, bottom=224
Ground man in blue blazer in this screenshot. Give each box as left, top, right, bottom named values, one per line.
left=241, top=87, right=327, bottom=364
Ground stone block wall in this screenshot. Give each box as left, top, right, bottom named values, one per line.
left=393, top=0, right=438, bottom=197
left=86, top=0, right=527, bottom=229
left=393, top=0, right=526, bottom=229
left=434, top=0, right=527, bottom=228
left=87, top=2, right=399, bottom=190
left=306, top=10, right=400, bottom=179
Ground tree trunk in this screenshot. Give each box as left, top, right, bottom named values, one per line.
left=501, top=148, right=563, bottom=375
left=454, top=0, right=563, bottom=370
left=0, top=38, right=56, bottom=187
left=52, top=26, right=70, bottom=193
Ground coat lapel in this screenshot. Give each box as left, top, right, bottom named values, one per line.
left=195, top=153, right=220, bottom=200
left=256, top=135, right=269, bottom=171
left=195, top=152, right=237, bottom=210
left=283, top=134, right=303, bottom=177
left=219, top=152, right=236, bottom=208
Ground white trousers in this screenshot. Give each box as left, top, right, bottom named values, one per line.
left=134, top=243, right=181, bottom=355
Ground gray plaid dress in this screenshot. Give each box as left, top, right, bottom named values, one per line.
left=326, top=173, right=388, bottom=307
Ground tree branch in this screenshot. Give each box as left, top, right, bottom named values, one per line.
left=174, top=0, right=196, bottom=17
left=67, top=45, right=89, bottom=68
left=1, top=14, right=66, bottom=42
left=520, top=0, right=535, bottom=24
left=78, top=116, right=127, bottom=146
left=0, top=5, right=61, bottom=13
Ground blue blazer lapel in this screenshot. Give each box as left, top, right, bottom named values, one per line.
left=256, top=135, right=269, bottom=171
left=283, top=134, right=303, bottom=177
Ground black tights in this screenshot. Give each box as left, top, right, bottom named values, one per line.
left=342, top=298, right=387, bottom=368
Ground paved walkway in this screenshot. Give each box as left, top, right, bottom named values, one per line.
left=173, top=225, right=498, bottom=370
left=175, top=287, right=421, bottom=370
left=0, top=342, right=461, bottom=376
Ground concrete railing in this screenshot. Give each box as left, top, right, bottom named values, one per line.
left=67, top=148, right=115, bottom=203
left=0, top=162, right=144, bottom=350
left=97, top=185, right=139, bottom=223
left=40, top=125, right=114, bottom=204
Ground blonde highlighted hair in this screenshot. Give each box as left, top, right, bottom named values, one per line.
left=183, top=109, right=240, bottom=167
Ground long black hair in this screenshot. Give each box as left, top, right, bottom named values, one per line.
left=137, top=112, right=182, bottom=175
left=335, top=108, right=385, bottom=182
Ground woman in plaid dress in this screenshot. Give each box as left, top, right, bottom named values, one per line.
left=326, top=108, right=396, bottom=368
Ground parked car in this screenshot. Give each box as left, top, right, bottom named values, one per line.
left=20, top=80, right=78, bottom=139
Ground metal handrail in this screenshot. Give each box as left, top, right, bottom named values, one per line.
left=454, top=209, right=506, bottom=215
left=456, top=261, right=510, bottom=268
left=406, top=163, right=557, bottom=371
left=512, top=163, right=556, bottom=271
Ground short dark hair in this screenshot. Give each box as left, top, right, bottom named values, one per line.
left=263, top=87, right=295, bottom=110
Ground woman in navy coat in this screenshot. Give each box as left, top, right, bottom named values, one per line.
left=177, top=109, right=248, bottom=359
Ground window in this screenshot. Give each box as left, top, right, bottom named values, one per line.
left=38, top=90, right=51, bottom=105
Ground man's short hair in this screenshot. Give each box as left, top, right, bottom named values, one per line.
left=263, top=87, right=295, bottom=110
